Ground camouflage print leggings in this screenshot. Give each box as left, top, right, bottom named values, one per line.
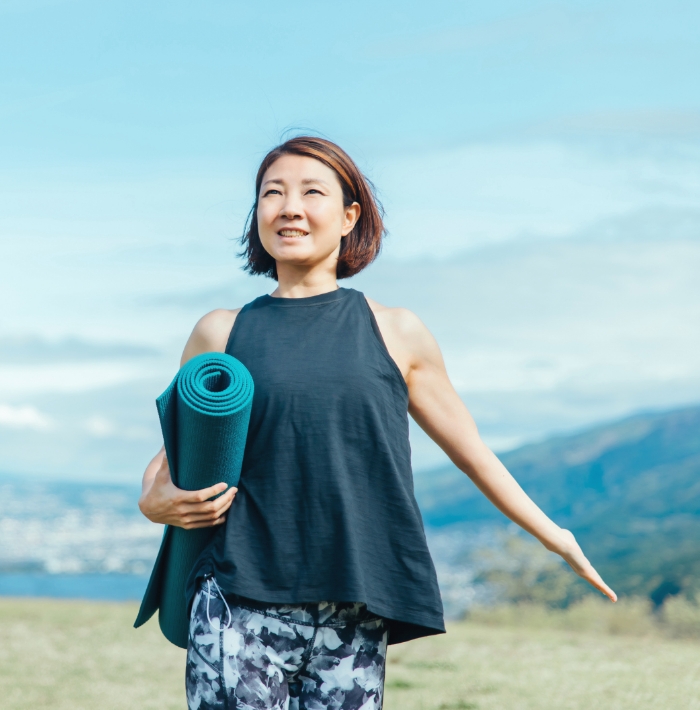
left=186, top=577, right=389, bottom=710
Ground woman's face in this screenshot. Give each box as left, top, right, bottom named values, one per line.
left=257, top=154, right=360, bottom=272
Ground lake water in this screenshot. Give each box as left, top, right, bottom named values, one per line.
left=0, top=574, right=149, bottom=600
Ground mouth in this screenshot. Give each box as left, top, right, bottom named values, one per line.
left=277, top=229, right=309, bottom=238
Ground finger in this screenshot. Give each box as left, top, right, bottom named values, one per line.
left=210, top=488, right=236, bottom=513
left=184, top=516, right=227, bottom=530
left=178, top=487, right=236, bottom=514
left=177, top=484, right=229, bottom=504
left=581, top=565, right=617, bottom=602
left=191, top=497, right=234, bottom=519
left=180, top=508, right=230, bottom=523
left=596, top=581, right=617, bottom=602
left=178, top=494, right=235, bottom=521
left=187, top=483, right=235, bottom=503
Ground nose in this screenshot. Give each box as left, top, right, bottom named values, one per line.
left=279, top=191, right=304, bottom=221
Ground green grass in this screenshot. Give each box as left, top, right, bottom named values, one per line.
left=1, top=598, right=699, bottom=710
left=385, top=621, right=700, bottom=710
left=0, top=598, right=185, bottom=710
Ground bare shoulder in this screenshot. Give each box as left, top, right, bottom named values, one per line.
left=364, top=296, right=430, bottom=343
left=180, top=308, right=242, bottom=366
left=363, top=296, right=441, bottom=371
left=194, top=308, right=241, bottom=342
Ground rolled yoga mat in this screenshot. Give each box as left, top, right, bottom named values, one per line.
left=134, top=352, right=254, bottom=648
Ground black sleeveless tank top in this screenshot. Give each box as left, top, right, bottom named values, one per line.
left=188, top=287, right=444, bottom=644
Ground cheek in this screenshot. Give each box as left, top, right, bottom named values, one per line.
left=257, top=204, right=275, bottom=228
left=306, top=203, right=344, bottom=234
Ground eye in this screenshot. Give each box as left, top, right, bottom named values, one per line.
left=306, top=188, right=323, bottom=195
left=262, top=189, right=282, bottom=197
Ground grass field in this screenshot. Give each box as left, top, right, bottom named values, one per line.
left=1, top=598, right=699, bottom=710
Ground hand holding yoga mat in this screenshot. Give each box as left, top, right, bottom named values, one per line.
left=134, top=352, right=254, bottom=648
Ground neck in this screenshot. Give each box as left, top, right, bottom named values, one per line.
left=271, top=262, right=339, bottom=299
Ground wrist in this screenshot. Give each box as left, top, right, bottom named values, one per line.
left=541, top=526, right=574, bottom=556
left=138, top=492, right=154, bottom=519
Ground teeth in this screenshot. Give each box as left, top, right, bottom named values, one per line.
left=279, top=230, right=307, bottom=237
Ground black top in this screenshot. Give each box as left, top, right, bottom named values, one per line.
left=187, top=287, right=444, bottom=644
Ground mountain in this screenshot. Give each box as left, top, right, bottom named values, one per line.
left=2, top=404, right=698, bottom=607
left=414, top=405, right=700, bottom=602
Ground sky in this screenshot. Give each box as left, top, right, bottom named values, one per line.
left=1, top=0, right=699, bottom=481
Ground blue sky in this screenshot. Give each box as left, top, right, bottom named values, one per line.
left=1, top=0, right=699, bottom=480
left=2, top=0, right=699, bottom=163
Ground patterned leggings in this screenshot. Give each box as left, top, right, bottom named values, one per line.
left=186, top=577, right=389, bottom=710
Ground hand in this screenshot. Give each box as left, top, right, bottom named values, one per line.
left=138, top=454, right=237, bottom=529
left=548, top=528, right=617, bottom=602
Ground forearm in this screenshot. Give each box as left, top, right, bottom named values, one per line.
left=409, top=380, right=567, bottom=552
left=455, top=441, right=566, bottom=552
left=141, top=446, right=165, bottom=499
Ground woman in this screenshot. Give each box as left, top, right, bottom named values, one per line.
left=139, top=136, right=616, bottom=710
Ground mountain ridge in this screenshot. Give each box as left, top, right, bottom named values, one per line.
left=1, top=404, right=697, bottom=603
left=414, top=404, right=700, bottom=600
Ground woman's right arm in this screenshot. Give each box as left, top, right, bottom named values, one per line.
left=138, top=308, right=240, bottom=529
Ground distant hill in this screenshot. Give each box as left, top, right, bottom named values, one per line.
left=2, top=405, right=698, bottom=606
left=414, top=405, right=700, bottom=602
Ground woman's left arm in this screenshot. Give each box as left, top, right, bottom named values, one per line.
left=385, top=307, right=617, bottom=602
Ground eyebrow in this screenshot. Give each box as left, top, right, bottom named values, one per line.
left=261, top=178, right=331, bottom=187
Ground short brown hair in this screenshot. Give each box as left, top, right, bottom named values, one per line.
left=240, top=136, right=385, bottom=280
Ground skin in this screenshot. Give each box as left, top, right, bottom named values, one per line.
left=139, top=153, right=617, bottom=602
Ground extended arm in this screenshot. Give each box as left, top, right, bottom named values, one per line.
left=138, top=308, right=240, bottom=529
left=375, top=304, right=616, bottom=601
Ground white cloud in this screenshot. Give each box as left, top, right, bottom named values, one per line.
left=1, top=137, right=699, bottom=348
left=83, top=415, right=155, bottom=442
left=376, top=140, right=700, bottom=259
left=1, top=133, right=699, bottom=476
left=0, top=360, right=169, bottom=396
left=84, top=415, right=116, bottom=438
left=0, top=403, right=53, bottom=430
left=351, top=228, right=700, bottom=468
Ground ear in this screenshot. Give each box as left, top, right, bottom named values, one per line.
left=341, top=202, right=361, bottom=237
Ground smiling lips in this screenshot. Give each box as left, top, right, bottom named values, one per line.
left=278, top=229, right=308, bottom=238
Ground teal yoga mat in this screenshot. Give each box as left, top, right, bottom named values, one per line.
left=134, top=352, right=254, bottom=648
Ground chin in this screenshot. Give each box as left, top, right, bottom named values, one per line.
left=270, top=246, right=314, bottom=263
